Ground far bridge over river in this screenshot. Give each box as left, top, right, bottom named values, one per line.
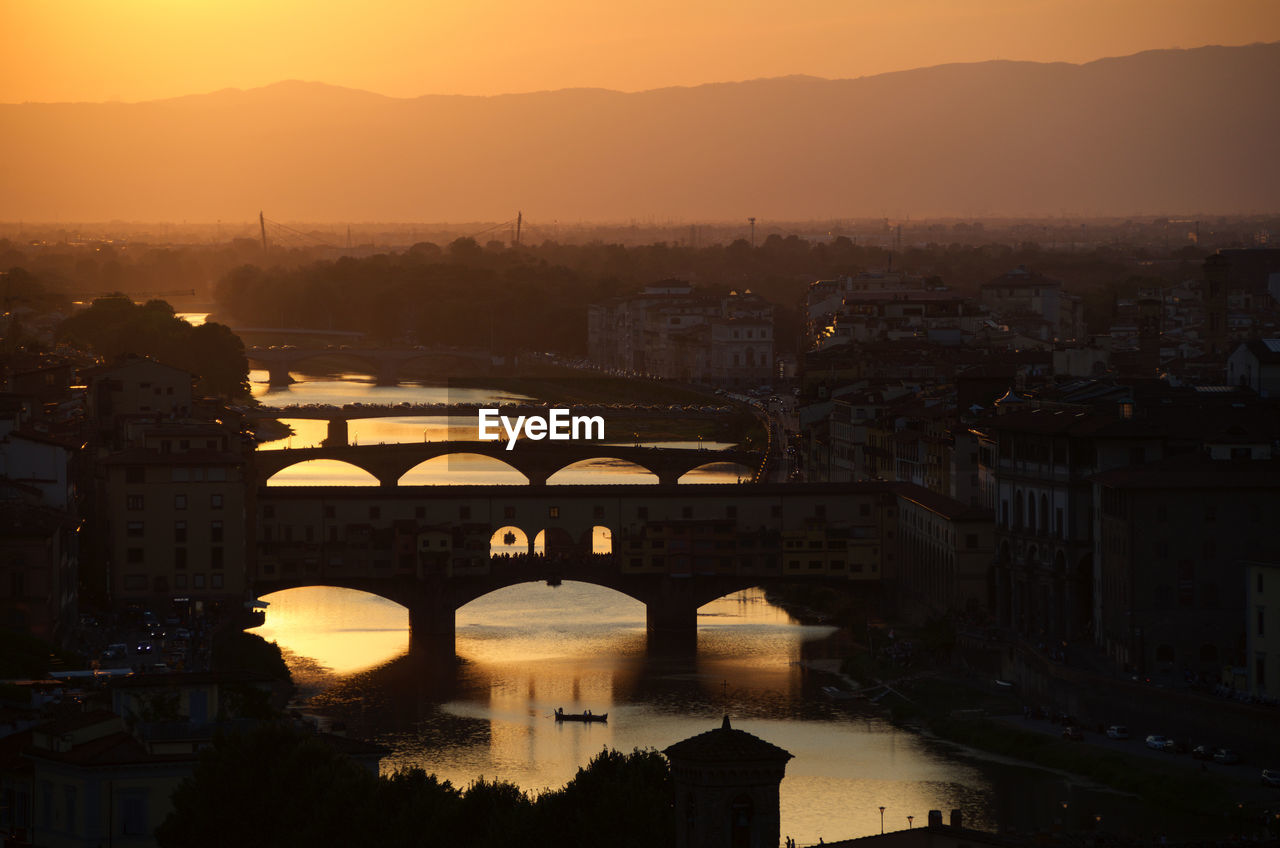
left=254, top=440, right=764, bottom=487
left=254, top=482, right=897, bottom=654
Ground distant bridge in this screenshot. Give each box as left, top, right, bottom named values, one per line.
left=246, top=346, right=503, bottom=386
left=247, top=402, right=740, bottom=446
left=253, top=481, right=896, bottom=653
left=253, top=440, right=763, bottom=487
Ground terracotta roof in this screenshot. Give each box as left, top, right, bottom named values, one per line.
left=26, top=731, right=197, bottom=767
left=894, top=483, right=993, bottom=522
left=663, top=716, right=792, bottom=764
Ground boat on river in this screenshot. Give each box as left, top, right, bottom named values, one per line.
left=554, top=708, right=607, bottom=723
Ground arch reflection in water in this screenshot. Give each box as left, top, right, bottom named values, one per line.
left=546, top=458, right=658, bottom=485
left=265, top=459, right=380, bottom=487
left=250, top=586, right=408, bottom=677
left=399, top=453, right=528, bottom=485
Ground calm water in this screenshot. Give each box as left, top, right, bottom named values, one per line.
left=243, top=364, right=1188, bottom=845
left=250, top=369, right=746, bottom=486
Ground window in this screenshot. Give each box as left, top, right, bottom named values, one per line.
left=127, top=548, right=144, bottom=564
left=174, top=574, right=187, bottom=589
left=174, top=494, right=187, bottom=510
left=1204, top=505, right=1216, bottom=522
left=211, top=494, right=224, bottom=510
left=174, top=521, right=187, bottom=543
left=174, top=548, right=187, bottom=570
left=211, top=548, right=224, bottom=569
left=123, top=574, right=146, bottom=590
left=126, top=466, right=144, bottom=484
left=549, top=507, right=560, bottom=519
left=1259, top=606, right=1266, bottom=637
left=211, top=521, right=223, bottom=544
left=127, top=495, right=144, bottom=511
left=127, top=521, right=144, bottom=538
left=207, top=467, right=226, bottom=481
left=193, top=575, right=205, bottom=590
left=171, top=467, right=189, bottom=482
left=504, top=506, right=516, bottom=519
left=594, top=506, right=605, bottom=519
left=211, top=574, right=224, bottom=590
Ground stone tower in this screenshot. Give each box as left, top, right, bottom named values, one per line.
left=663, top=716, right=793, bottom=848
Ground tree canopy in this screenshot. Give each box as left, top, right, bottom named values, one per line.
left=57, top=296, right=249, bottom=397
left=157, top=725, right=673, bottom=848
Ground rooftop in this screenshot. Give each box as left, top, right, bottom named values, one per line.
left=663, top=715, right=793, bottom=764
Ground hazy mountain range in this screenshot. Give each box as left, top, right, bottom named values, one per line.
left=3, top=43, right=1278, bottom=224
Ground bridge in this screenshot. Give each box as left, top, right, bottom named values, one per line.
left=246, top=346, right=502, bottom=386
left=253, top=440, right=763, bottom=486
left=253, top=482, right=897, bottom=654
left=247, top=402, right=740, bottom=447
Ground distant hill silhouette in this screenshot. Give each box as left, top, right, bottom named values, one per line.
left=3, top=43, right=1278, bottom=222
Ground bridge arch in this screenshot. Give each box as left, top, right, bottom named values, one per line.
left=546, top=457, right=660, bottom=485
left=399, top=453, right=529, bottom=485
left=264, top=459, right=381, bottom=486
left=677, top=460, right=754, bottom=484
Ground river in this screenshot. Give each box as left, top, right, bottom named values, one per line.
left=235, top=360, right=1186, bottom=844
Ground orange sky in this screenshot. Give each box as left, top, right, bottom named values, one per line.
left=2, top=0, right=1278, bottom=103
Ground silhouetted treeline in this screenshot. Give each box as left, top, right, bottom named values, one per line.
left=57, top=297, right=249, bottom=396
left=157, top=725, right=673, bottom=848
left=208, top=236, right=1208, bottom=354
left=4, top=233, right=1216, bottom=356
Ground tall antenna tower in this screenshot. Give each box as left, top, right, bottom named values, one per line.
left=748, top=217, right=756, bottom=248
left=515, top=211, right=522, bottom=246
left=259, top=211, right=267, bottom=251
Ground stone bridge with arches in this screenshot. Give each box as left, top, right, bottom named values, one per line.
left=252, top=481, right=898, bottom=654
left=247, top=346, right=502, bottom=386
left=253, top=440, right=764, bottom=486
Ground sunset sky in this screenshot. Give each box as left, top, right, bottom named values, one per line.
left=3, top=0, right=1278, bottom=103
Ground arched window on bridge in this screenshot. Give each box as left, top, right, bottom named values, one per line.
left=534, top=528, right=579, bottom=558
left=490, top=526, right=531, bottom=558
left=582, top=526, right=612, bottom=555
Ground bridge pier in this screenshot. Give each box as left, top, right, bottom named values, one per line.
left=645, top=593, right=699, bottom=654
left=408, top=598, right=457, bottom=658
left=267, top=362, right=295, bottom=387
left=322, top=418, right=349, bottom=447
left=375, top=361, right=400, bottom=387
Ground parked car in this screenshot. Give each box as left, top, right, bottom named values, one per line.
left=1262, top=769, right=1280, bottom=787
left=1106, top=725, right=1130, bottom=740
left=1145, top=735, right=1171, bottom=751
left=1062, top=726, right=1084, bottom=741
left=102, top=643, right=129, bottom=662
left=1214, top=749, right=1241, bottom=765
left=1192, top=744, right=1216, bottom=760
